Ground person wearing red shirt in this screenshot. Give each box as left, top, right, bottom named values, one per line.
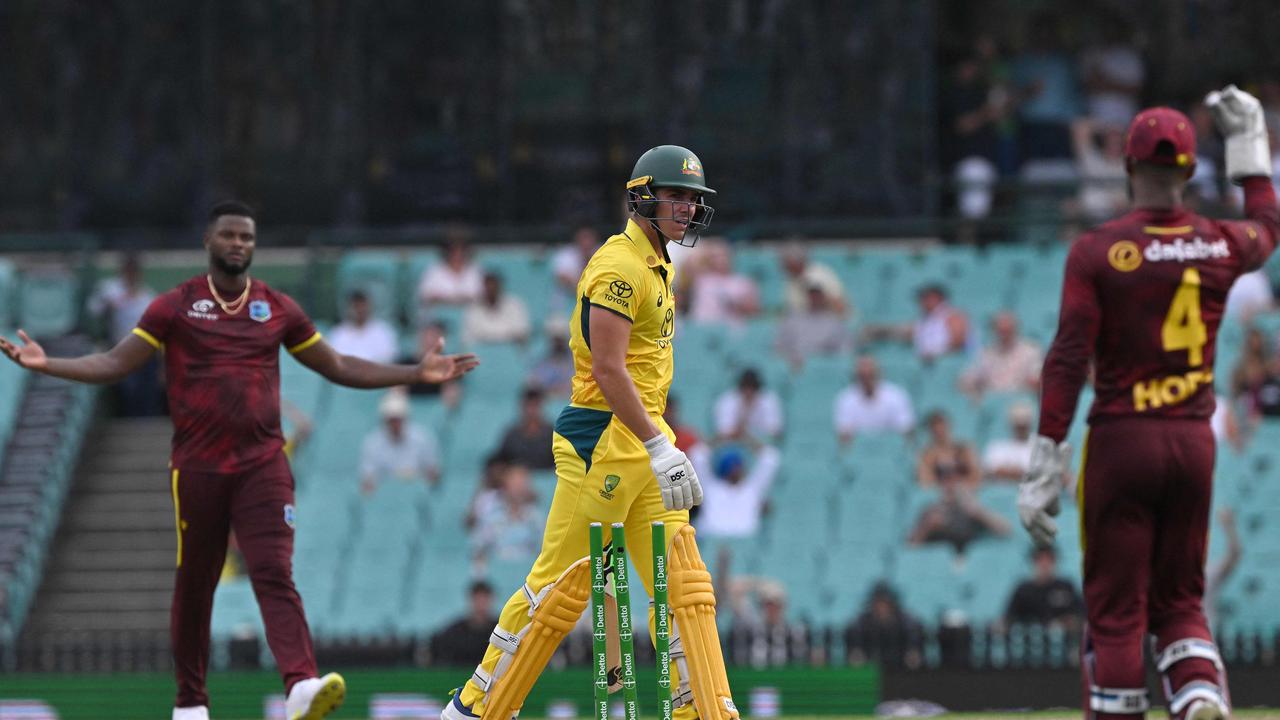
left=1, top=202, right=478, bottom=720
left=1017, top=87, right=1279, bottom=720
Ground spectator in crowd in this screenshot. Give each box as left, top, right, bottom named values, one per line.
left=726, top=578, right=808, bottom=668
left=1230, top=327, right=1280, bottom=417
left=86, top=252, right=162, bottom=416
left=418, top=233, right=484, bottom=307
left=328, top=289, right=399, bottom=364
left=1188, top=102, right=1230, bottom=208
left=1078, top=25, right=1144, bottom=129
left=493, top=386, right=554, bottom=470
left=466, top=454, right=509, bottom=530
left=281, top=399, right=313, bottom=461
left=982, top=403, right=1037, bottom=482
left=526, top=325, right=573, bottom=396
left=359, top=390, right=440, bottom=495
left=688, top=238, right=761, bottom=326
left=1204, top=508, right=1243, bottom=630
left=916, top=410, right=980, bottom=490
left=775, top=281, right=853, bottom=370
left=1211, top=393, right=1246, bottom=453
left=863, top=283, right=970, bottom=360
left=941, top=36, right=1021, bottom=225
left=470, top=463, right=543, bottom=577
left=779, top=241, right=847, bottom=316
left=1225, top=270, right=1274, bottom=321
left=1003, top=546, right=1084, bottom=631
left=1069, top=117, right=1128, bottom=223
left=714, top=368, right=784, bottom=443
left=430, top=581, right=498, bottom=666
left=551, top=224, right=601, bottom=311
left=1010, top=15, right=1081, bottom=160
left=834, top=355, right=916, bottom=444
left=959, top=311, right=1043, bottom=398
left=845, top=582, right=924, bottom=670
left=462, top=271, right=530, bottom=346
left=698, top=444, right=781, bottom=539
left=400, top=321, right=465, bottom=409
left=907, top=482, right=1010, bottom=552
left=87, top=252, right=156, bottom=343
left=663, top=393, right=705, bottom=455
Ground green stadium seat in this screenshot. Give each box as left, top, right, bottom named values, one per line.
left=18, top=269, right=79, bottom=338
left=336, top=251, right=402, bottom=322
left=0, top=261, right=16, bottom=328
left=893, top=545, right=962, bottom=623
left=211, top=579, right=264, bottom=638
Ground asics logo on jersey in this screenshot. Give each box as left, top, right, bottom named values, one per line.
left=1144, top=237, right=1230, bottom=263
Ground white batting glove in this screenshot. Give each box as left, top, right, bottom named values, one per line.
left=1205, top=84, right=1272, bottom=183
left=643, top=434, right=703, bottom=511
left=1017, top=435, right=1071, bottom=546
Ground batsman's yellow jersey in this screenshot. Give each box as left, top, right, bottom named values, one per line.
left=568, top=219, right=676, bottom=415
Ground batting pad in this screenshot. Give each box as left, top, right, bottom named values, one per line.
left=481, top=557, right=592, bottom=720
left=668, top=524, right=740, bottom=720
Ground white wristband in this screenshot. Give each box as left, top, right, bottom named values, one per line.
left=643, top=434, right=671, bottom=455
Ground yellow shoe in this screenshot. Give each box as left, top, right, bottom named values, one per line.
left=286, top=672, right=346, bottom=720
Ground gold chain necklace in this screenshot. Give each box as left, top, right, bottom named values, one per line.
left=206, top=274, right=252, bottom=315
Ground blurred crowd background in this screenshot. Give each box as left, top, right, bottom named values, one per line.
left=2, top=0, right=1278, bottom=234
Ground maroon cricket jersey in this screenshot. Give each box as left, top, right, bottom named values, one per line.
left=1039, top=177, right=1280, bottom=441
left=133, top=276, right=321, bottom=473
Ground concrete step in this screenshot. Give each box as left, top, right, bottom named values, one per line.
left=39, top=591, right=172, bottom=613
left=66, top=509, right=173, bottom=532
left=58, top=548, right=174, bottom=572
left=83, top=453, right=171, bottom=475
left=72, top=492, right=174, bottom=515
left=45, top=569, right=173, bottom=593
left=60, top=530, right=174, bottom=553
left=29, top=610, right=169, bottom=633
left=75, top=470, right=170, bottom=492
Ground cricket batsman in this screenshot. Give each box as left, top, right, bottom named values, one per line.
left=442, top=146, right=738, bottom=720
left=1018, top=86, right=1279, bottom=720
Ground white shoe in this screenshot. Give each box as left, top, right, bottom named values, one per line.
left=172, top=707, right=210, bottom=720
left=1186, top=698, right=1229, bottom=720
left=285, top=672, right=347, bottom=720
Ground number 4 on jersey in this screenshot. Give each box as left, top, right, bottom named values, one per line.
left=1161, top=268, right=1207, bottom=367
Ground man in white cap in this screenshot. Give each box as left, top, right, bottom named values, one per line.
left=982, top=403, right=1039, bottom=482
left=359, top=390, right=440, bottom=495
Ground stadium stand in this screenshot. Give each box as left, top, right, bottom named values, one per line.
left=6, top=240, right=1275, bottom=676
left=0, top=337, right=98, bottom=651
left=185, top=240, right=1271, bottom=657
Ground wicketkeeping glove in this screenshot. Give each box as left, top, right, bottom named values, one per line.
left=1017, top=435, right=1071, bottom=546
left=644, top=434, right=703, bottom=511
left=1205, top=84, right=1272, bottom=183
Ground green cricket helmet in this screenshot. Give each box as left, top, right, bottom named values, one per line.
left=625, top=145, right=716, bottom=247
